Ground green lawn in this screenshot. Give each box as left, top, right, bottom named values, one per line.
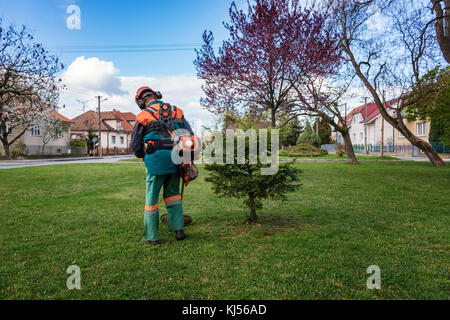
left=279, top=154, right=399, bottom=160
left=0, top=161, right=449, bottom=299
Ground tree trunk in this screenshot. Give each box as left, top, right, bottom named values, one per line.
left=2, top=141, right=11, bottom=159
left=271, top=108, right=276, bottom=128
left=248, top=194, right=258, bottom=223
left=341, top=130, right=359, bottom=164
left=406, top=130, right=447, bottom=166
left=432, top=0, right=450, bottom=64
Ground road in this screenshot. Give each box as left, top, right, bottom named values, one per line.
left=0, top=155, right=136, bottom=169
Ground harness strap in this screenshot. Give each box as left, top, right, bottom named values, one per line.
left=145, top=139, right=174, bottom=155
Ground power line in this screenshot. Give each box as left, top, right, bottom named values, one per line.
left=50, top=43, right=202, bottom=49
left=48, top=42, right=206, bottom=53
left=56, top=48, right=198, bottom=53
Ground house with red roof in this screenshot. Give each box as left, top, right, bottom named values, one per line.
left=71, top=109, right=136, bottom=155
left=0, top=111, right=76, bottom=156
left=335, top=97, right=431, bottom=154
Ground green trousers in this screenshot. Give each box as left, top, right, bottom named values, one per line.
left=143, top=173, right=184, bottom=241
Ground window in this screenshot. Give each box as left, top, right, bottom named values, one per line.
left=120, top=136, right=124, bottom=145
left=416, top=122, right=427, bottom=136
left=111, top=135, right=116, bottom=144
left=360, top=132, right=363, bottom=142
left=0, top=125, right=13, bottom=135
left=55, top=127, right=62, bottom=139
left=31, top=124, right=41, bottom=136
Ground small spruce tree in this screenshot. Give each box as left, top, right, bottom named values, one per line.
left=204, top=131, right=301, bottom=222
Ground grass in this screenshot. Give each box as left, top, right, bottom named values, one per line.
left=280, top=154, right=399, bottom=161
left=120, top=158, right=143, bottom=162
left=0, top=161, right=449, bottom=299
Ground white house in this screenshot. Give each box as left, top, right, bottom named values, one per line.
left=336, top=97, right=432, bottom=154
left=70, top=109, right=136, bottom=155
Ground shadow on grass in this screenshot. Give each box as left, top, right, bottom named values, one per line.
left=190, top=213, right=315, bottom=240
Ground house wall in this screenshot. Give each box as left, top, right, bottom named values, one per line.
left=348, top=113, right=366, bottom=145
left=103, top=132, right=129, bottom=150
left=71, top=130, right=131, bottom=155
left=396, top=119, right=430, bottom=144
left=348, top=108, right=397, bottom=146
left=1, top=125, right=72, bottom=156
left=23, top=126, right=71, bottom=155
left=104, top=120, right=124, bottom=131
left=0, top=126, right=24, bottom=156
left=367, top=115, right=396, bottom=145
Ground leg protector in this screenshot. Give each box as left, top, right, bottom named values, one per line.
left=163, top=173, right=184, bottom=232
left=143, top=175, right=165, bottom=241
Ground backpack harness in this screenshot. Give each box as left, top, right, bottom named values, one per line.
left=143, top=103, right=179, bottom=155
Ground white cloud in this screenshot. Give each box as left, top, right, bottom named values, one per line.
left=60, top=56, right=216, bottom=130
left=62, top=56, right=126, bottom=96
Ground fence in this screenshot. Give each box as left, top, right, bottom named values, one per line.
left=352, top=142, right=449, bottom=155
left=430, top=142, right=450, bottom=154
left=24, top=145, right=86, bottom=156
left=320, top=144, right=338, bottom=152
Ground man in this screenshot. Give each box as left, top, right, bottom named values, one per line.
left=131, top=86, right=194, bottom=245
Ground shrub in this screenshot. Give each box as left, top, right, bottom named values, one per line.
left=70, top=139, right=85, bottom=147
left=11, top=142, right=26, bottom=158
left=281, top=143, right=326, bottom=157
left=337, top=150, right=345, bottom=157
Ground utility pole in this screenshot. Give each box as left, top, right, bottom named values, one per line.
left=95, top=96, right=108, bottom=157
left=381, top=91, right=385, bottom=157
left=364, top=97, right=369, bottom=154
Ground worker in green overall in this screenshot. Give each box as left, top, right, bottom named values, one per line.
left=131, top=86, right=194, bottom=245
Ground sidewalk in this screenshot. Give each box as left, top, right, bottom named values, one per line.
left=0, top=154, right=135, bottom=169
left=394, top=156, right=450, bottom=162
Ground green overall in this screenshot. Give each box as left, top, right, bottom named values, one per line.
left=140, top=100, right=186, bottom=241
left=144, top=172, right=183, bottom=241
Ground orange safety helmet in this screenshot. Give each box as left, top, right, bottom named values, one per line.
left=135, top=86, right=162, bottom=108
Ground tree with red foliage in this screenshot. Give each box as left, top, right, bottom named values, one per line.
left=194, top=0, right=342, bottom=128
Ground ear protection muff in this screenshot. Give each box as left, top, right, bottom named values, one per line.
left=154, top=91, right=163, bottom=100
left=136, top=98, right=145, bottom=109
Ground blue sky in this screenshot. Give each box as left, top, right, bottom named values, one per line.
left=0, top=0, right=394, bottom=128
left=0, top=0, right=238, bottom=76
left=0, top=0, right=248, bottom=126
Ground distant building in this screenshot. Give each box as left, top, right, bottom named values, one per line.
left=335, top=98, right=432, bottom=155
left=0, top=111, right=74, bottom=156
left=71, top=109, right=136, bottom=155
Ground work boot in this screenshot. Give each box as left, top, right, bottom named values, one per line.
left=175, top=230, right=186, bottom=241
left=142, top=238, right=161, bottom=245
